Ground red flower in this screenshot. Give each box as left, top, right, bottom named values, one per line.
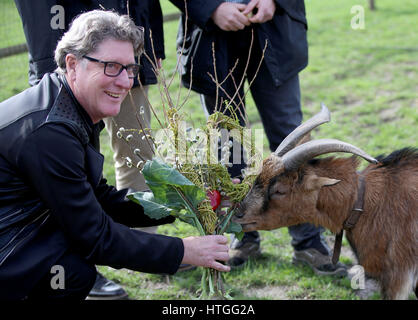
left=207, top=190, right=221, bottom=211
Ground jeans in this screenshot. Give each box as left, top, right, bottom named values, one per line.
left=103, top=86, right=153, bottom=192
left=103, top=86, right=157, bottom=234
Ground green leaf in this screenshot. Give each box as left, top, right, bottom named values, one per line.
left=142, top=158, right=195, bottom=187
left=127, top=192, right=174, bottom=219
left=176, top=212, right=200, bottom=229
left=216, top=208, right=243, bottom=239
left=142, top=158, right=206, bottom=209
left=127, top=159, right=206, bottom=236
left=223, top=220, right=243, bottom=234
left=234, top=231, right=245, bottom=241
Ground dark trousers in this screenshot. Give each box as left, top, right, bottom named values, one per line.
left=25, top=251, right=96, bottom=301
left=200, top=29, right=322, bottom=250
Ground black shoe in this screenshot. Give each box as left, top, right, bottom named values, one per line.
left=227, top=231, right=262, bottom=268
left=292, top=248, right=348, bottom=277
left=87, top=272, right=128, bottom=300
left=292, top=234, right=347, bottom=277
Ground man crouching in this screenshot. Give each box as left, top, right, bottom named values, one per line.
left=0, top=10, right=229, bottom=301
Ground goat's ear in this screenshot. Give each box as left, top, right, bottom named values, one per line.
left=305, top=174, right=341, bottom=191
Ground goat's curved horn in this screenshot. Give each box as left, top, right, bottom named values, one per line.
left=274, top=103, right=331, bottom=157
left=282, top=138, right=379, bottom=171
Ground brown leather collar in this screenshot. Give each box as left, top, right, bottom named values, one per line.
left=332, top=175, right=366, bottom=265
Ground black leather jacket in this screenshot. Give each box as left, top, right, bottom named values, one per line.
left=0, top=73, right=182, bottom=300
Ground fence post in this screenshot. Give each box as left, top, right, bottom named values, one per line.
left=369, top=0, right=376, bottom=11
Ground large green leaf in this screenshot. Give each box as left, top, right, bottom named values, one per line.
left=223, top=220, right=243, bottom=234
left=128, top=159, right=205, bottom=233
left=127, top=192, right=174, bottom=219
left=128, top=158, right=242, bottom=239
left=142, top=158, right=205, bottom=209
left=142, top=158, right=194, bottom=186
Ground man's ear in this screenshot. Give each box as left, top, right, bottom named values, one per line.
left=305, top=174, right=341, bottom=191
left=65, top=53, right=78, bottom=81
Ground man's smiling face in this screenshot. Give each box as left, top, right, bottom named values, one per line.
left=69, top=38, right=135, bottom=123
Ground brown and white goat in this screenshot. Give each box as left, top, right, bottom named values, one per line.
left=234, top=105, right=418, bottom=300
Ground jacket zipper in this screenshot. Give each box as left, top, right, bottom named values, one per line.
left=0, top=210, right=50, bottom=267
left=0, top=208, right=23, bottom=224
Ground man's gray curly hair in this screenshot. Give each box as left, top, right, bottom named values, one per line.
left=55, top=10, right=144, bottom=74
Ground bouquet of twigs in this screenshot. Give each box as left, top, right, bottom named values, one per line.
left=126, top=103, right=260, bottom=298
left=118, top=8, right=265, bottom=298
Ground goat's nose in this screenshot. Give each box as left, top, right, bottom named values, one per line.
left=234, top=203, right=245, bottom=218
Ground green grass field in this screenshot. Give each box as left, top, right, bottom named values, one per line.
left=1, top=0, right=417, bottom=300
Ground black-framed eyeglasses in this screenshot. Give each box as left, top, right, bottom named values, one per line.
left=83, top=55, right=140, bottom=79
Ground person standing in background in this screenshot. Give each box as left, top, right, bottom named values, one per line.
left=171, top=0, right=347, bottom=276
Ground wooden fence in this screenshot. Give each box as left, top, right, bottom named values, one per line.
left=0, top=12, right=181, bottom=59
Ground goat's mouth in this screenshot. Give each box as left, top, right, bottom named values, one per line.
left=232, top=212, right=259, bottom=231
left=237, top=221, right=258, bottom=232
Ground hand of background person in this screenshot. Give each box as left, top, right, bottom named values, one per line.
left=211, top=2, right=251, bottom=31
left=181, top=235, right=230, bottom=272
left=157, top=58, right=163, bottom=69
left=243, top=0, right=276, bottom=24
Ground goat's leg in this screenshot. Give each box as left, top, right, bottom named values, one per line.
left=381, top=271, right=413, bottom=300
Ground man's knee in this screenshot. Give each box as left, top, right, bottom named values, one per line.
left=27, top=253, right=96, bottom=300
left=59, top=254, right=96, bottom=300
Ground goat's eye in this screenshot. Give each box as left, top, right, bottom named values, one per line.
left=274, top=185, right=288, bottom=196
left=268, top=187, right=286, bottom=199
left=273, top=189, right=287, bottom=199
left=267, top=181, right=289, bottom=200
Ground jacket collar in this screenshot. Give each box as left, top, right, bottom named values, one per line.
left=59, top=74, right=95, bottom=131
left=59, top=74, right=105, bottom=148
left=46, top=73, right=104, bottom=146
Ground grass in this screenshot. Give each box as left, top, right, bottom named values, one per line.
left=0, top=0, right=28, bottom=101
left=1, top=0, right=417, bottom=300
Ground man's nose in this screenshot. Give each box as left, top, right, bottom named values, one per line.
left=115, top=69, right=133, bottom=89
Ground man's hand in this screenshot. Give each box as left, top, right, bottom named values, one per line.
left=243, top=0, right=276, bottom=24
left=181, top=235, right=230, bottom=272
left=211, top=2, right=251, bottom=31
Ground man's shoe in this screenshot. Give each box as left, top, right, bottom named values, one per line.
left=227, top=231, right=262, bottom=268
left=292, top=248, right=348, bottom=277
left=87, top=272, right=128, bottom=300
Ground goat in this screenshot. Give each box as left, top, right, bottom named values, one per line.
left=234, top=105, right=418, bottom=299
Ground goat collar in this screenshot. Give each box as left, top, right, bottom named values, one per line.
left=332, top=175, right=366, bottom=265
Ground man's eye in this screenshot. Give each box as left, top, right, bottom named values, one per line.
left=106, top=63, right=119, bottom=71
